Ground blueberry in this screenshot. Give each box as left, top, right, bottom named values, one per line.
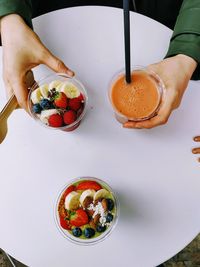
left=84, top=227, right=95, bottom=238
left=106, top=213, right=113, bottom=223
left=107, top=199, right=114, bottom=211
left=72, top=227, right=82, bottom=237
left=32, top=103, right=42, bottom=114
left=40, top=99, right=53, bottom=110
left=96, top=224, right=106, bottom=233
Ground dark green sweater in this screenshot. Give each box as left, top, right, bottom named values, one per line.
left=1, top=0, right=200, bottom=79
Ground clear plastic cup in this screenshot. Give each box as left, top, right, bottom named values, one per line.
left=28, top=73, right=88, bottom=132
left=54, top=177, right=119, bottom=245
left=108, top=66, right=165, bottom=124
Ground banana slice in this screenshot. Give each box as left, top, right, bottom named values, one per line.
left=60, top=82, right=80, bottom=98
left=31, top=88, right=42, bottom=104
left=39, top=109, right=58, bottom=124
left=39, top=84, right=49, bottom=98
left=93, top=189, right=109, bottom=201
left=56, top=83, right=64, bottom=92
left=79, top=189, right=95, bottom=206
left=49, top=80, right=63, bottom=90
left=65, top=191, right=80, bottom=210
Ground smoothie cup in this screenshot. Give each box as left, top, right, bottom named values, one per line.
left=108, top=66, right=165, bottom=124
left=28, top=73, right=88, bottom=132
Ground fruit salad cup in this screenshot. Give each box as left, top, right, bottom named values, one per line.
left=28, top=73, right=88, bottom=132
left=55, top=177, right=119, bottom=245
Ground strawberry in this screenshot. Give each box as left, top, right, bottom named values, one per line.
left=54, top=92, right=68, bottom=109
left=48, top=113, right=63, bottom=127
left=70, top=209, right=89, bottom=227
left=76, top=181, right=102, bottom=191
left=77, top=106, right=84, bottom=118
left=59, top=216, right=71, bottom=230
left=68, top=98, right=82, bottom=111
left=63, top=185, right=76, bottom=199
left=63, top=110, right=77, bottom=125
left=77, top=93, right=84, bottom=102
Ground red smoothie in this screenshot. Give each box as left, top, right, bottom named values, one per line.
left=110, top=70, right=162, bottom=121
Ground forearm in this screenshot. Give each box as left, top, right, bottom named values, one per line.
left=165, top=0, right=200, bottom=80
left=1, top=14, right=25, bottom=34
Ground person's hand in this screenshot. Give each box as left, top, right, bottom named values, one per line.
left=124, top=54, right=197, bottom=129
left=192, top=136, right=200, bottom=162
left=0, top=14, right=74, bottom=111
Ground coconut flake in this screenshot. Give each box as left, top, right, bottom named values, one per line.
left=88, top=202, right=107, bottom=226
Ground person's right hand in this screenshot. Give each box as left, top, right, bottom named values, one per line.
left=123, top=55, right=197, bottom=129
left=0, top=14, right=74, bottom=111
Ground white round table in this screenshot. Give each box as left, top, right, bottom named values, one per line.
left=0, top=7, right=200, bottom=267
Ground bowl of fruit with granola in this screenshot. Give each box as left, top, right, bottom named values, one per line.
left=55, top=177, right=119, bottom=245
left=28, top=73, right=88, bottom=131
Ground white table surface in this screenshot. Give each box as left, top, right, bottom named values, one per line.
left=0, top=6, right=200, bottom=267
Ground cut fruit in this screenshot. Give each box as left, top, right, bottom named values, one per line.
left=68, top=98, right=82, bottom=111
left=39, top=84, right=49, bottom=98
left=63, top=185, right=76, bottom=199
left=70, top=209, right=88, bottom=227
left=93, top=189, right=109, bottom=201
left=54, top=92, right=68, bottom=109
left=48, top=113, right=63, bottom=127
left=65, top=191, right=80, bottom=210
left=79, top=189, right=95, bottom=206
left=31, top=88, right=42, bottom=104
left=39, top=109, right=58, bottom=124
left=49, top=80, right=63, bottom=90
left=56, top=83, right=63, bottom=92
left=63, top=110, right=76, bottom=125
left=76, top=181, right=102, bottom=191
left=59, top=216, right=71, bottom=230
left=60, top=82, right=80, bottom=98
left=40, top=109, right=58, bottom=124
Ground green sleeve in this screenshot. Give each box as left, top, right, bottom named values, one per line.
left=0, top=0, right=33, bottom=29
left=165, top=0, right=200, bottom=80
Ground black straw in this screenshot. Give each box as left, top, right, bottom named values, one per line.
left=123, top=0, right=131, bottom=83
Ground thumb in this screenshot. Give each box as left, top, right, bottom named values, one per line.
left=12, top=78, right=29, bottom=112
left=42, top=50, right=74, bottom=77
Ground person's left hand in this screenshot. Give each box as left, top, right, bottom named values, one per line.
left=192, top=136, right=200, bottom=162
left=123, top=54, right=197, bottom=129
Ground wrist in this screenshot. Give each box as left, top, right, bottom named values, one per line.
left=175, top=54, right=197, bottom=78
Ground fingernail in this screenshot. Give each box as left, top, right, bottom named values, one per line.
left=123, top=125, right=131, bottom=129
left=194, top=136, right=200, bottom=142
left=135, top=124, right=142, bottom=128
left=192, top=148, right=200, bottom=154
left=67, top=70, right=75, bottom=77
left=123, top=124, right=134, bottom=128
